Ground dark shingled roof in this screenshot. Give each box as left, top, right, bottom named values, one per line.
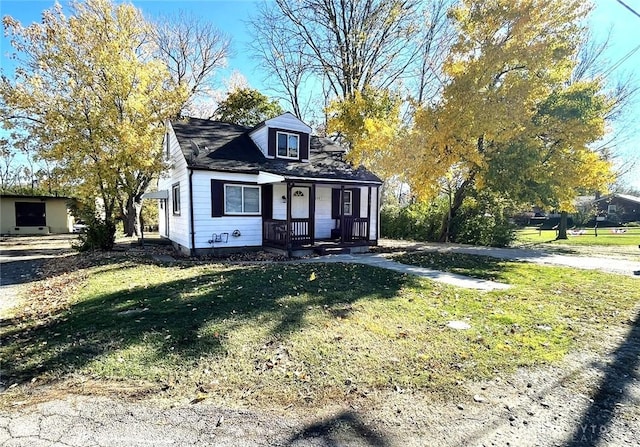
left=170, top=117, right=382, bottom=184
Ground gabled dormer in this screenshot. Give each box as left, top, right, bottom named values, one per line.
left=249, top=112, right=311, bottom=162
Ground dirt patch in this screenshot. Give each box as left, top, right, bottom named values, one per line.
left=189, top=250, right=291, bottom=263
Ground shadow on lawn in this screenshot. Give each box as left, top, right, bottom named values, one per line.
left=564, top=310, right=640, bottom=447
left=0, top=236, right=77, bottom=287
left=0, top=258, right=48, bottom=287
left=2, top=262, right=412, bottom=386
left=284, top=411, right=390, bottom=447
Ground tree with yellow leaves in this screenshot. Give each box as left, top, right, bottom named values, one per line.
left=1, top=0, right=187, bottom=239
left=402, top=0, right=613, bottom=241
left=326, top=86, right=402, bottom=177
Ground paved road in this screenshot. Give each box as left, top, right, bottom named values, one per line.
left=0, top=398, right=309, bottom=447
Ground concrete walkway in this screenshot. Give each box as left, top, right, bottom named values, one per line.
left=303, top=253, right=511, bottom=291
left=299, top=240, right=640, bottom=290
left=376, top=240, right=640, bottom=277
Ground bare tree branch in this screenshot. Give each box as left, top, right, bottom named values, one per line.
left=152, top=10, right=232, bottom=115
left=251, top=0, right=422, bottom=101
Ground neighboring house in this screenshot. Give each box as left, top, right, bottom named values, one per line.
left=0, top=194, right=74, bottom=235
left=574, top=195, right=594, bottom=212
left=150, top=113, right=382, bottom=256
left=592, top=193, right=640, bottom=223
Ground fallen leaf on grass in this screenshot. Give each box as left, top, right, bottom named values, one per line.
left=190, top=394, right=207, bottom=404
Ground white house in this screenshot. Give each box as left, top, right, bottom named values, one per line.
left=150, top=113, right=382, bottom=256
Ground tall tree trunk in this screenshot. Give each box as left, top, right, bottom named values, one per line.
left=437, top=166, right=479, bottom=242
left=123, top=195, right=143, bottom=237
left=557, top=211, right=568, bottom=240
left=122, top=176, right=151, bottom=237
left=444, top=186, right=452, bottom=242
left=438, top=179, right=471, bottom=242
left=120, top=200, right=131, bottom=236
left=100, top=190, right=116, bottom=226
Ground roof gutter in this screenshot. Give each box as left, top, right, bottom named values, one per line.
left=282, top=175, right=383, bottom=185
left=186, top=167, right=381, bottom=185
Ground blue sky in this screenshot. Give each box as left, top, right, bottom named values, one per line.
left=1, top=0, right=639, bottom=190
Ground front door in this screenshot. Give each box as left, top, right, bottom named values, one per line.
left=291, top=187, right=309, bottom=219
left=289, top=186, right=313, bottom=244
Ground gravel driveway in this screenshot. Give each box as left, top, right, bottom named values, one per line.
left=0, top=235, right=76, bottom=315
left=1, top=236, right=638, bottom=446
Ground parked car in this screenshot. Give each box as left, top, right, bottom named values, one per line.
left=72, top=220, right=88, bottom=233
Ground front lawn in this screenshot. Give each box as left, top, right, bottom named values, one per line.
left=2, top=253, right=638, bottom=408
left=516, top=226, right=640, bottom=246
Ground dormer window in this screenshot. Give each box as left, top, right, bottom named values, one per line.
left=265, top=127, right=309, bottom=160
left=277, top=132, right=299, bottom=159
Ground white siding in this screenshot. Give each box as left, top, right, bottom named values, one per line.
left=191, top=170, right=264, bottom=249
left=157, top=124, right=190, bottom=249
left=250, top=126, right=269, bottom=156
left=248, top=112, right=312, bottom=158
left=314, top=186, right=334, bottom=239
left=265, top=113, right=312, bottom=134
left=272, top=184, right=287, bottom=219
left=370, top=186, right=379, bottom=240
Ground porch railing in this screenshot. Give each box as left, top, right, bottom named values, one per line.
left=263, top=218, right=311, bottom=248
left=339, top=217, right=369, bottom=242
left=263, top=219, right=287, bottom=248
left=291, top=218, right=311, bottom=245
left=263, top=216, right=369, bottom=249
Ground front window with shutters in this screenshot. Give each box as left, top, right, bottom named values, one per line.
left=224, top=185, right=260, bottom=215
left=276, top=131, right=299, bottom=159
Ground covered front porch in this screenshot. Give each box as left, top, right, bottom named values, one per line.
left=261, top=181, right=379, bottom=256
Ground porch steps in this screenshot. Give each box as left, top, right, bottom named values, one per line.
left=313, top=246, right=352, bottom=256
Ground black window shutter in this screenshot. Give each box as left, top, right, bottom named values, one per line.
left=352, top=188, right=361, bottom=218
left=300, top=133, right=309, bottom=160
left=331, top=188, right=341, bottom=219
left=261, top=184, right=273, bottom=219
left=267, top=128, right=276, bottom=157
left=211, top=180, right=224, bottom=217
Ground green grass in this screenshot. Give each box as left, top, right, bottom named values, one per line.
left=516, top=227, right=640, bottom=246
left=2, top=253, right=639, bottom=408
